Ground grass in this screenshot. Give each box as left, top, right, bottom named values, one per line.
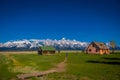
left=66, top=53, right=120, bottom=80
left=0, top=52, right=120, bottom=80
left=45, top=53, right=120, bottom=80
left=0, top=54, right=16, bottom=80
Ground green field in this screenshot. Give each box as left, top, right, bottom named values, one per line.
left=0, top=52, right=120, bottom=80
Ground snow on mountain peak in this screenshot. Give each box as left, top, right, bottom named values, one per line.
left=0, top=38, right=89, bottom=50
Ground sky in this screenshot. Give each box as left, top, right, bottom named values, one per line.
left=0, top=0, right=120, bottom=44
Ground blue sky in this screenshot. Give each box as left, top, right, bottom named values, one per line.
left=0, top=0, right=120, bottom=44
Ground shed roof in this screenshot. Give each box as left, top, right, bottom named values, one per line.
left=39, top=46, right=55, bottom=51
left=93, top=42, right=109, bottom=49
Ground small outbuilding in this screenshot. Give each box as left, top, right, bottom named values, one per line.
left=38, top=46, right=56, bottom=55
left=85, top=41, right=110, bottom=54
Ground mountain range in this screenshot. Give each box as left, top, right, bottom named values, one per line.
left=0, top=38, right=119, bottom=51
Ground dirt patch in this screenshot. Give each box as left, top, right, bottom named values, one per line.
left=4, top=54, right=38, bottom=73
left=53, top=57, right=67, bottom=72
left=17, top=58, right=67, bottom=80
left=13, top=66, right=38, bottom=73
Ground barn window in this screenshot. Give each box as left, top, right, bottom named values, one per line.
left=92, top=44, right=95, bottom=47
left=96, top=49, right=98, bottom=52
left=89, top=49, right=91, bottom=52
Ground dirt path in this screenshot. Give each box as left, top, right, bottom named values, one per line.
left=17, top=58, right=67, bottom=80
left=4, top=54, right=22, bottom=66
left=54, top=57, right=67, bottom=72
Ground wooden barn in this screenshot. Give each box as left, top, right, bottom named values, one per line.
left=85, top=42, right=110, bottom=54
left=38, top=46, right=56, bottom=55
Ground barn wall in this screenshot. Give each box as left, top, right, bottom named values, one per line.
left=38, top=49, right=42, bottom=55
left=100, top=49, right=110, bottom=54
left=86, top=44, right=100, bottom=54
left=42, top=50, right=55, bottom=55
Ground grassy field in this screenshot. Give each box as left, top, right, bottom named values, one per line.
left=0, top=52, right=120, bottom=80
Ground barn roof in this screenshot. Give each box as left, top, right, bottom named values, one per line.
left=39, top=46, right=55, bottom=51
left=93, top=42, right=109, bottom=49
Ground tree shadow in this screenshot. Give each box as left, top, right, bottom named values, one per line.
left=86, top=60, right=120, bottom=65
left=102, top=57, right=120, bottom=60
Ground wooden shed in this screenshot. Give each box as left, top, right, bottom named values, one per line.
left=85, top=41, right=110, bottom=54
left=38, top=46, right=56, bottom=55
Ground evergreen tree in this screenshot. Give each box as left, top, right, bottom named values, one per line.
left=110, top=41, right=116, bottom=53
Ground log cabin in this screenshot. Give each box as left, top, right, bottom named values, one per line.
left=85, top=42, right=110, bottom=54
left=38, top=46, right=56, bottom=55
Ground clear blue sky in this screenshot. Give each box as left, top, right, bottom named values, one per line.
left=0, top=0, right=120, bottom=44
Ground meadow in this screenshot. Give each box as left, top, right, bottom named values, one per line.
left=0, top=51, right=120, bottom=80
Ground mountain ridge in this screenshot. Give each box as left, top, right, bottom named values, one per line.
left=0, top=38, right=119, bottom=51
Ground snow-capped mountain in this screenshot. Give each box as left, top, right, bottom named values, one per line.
left=0, top=38, right=119, bottom=51
left=0, top=38, right=89, bottom=51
